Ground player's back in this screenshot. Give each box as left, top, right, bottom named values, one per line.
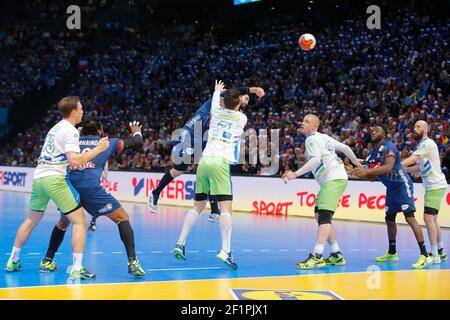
left=69, top=135, right=119, bottom=188
left=202, top=105, right=247, bottom=164
left=34, top=120, right=80, bottom=179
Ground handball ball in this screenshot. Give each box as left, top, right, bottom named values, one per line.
left=298, top=33, right=316, bottom=51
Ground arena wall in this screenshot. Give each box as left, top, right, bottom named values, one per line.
left=1, top=166, right=449, bottom=227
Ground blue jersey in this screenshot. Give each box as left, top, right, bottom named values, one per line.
left=69, top=136, right=121, bottom=188
left=366, top=141, right=415, bottom=214
left=366, top=141, right=413, bottom=191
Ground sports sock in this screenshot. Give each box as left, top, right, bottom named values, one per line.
left=45, top=226, right=66, bottom=259
left=178, top=209, right=200, bottom=245
left=219, top=212, right=232, bottom=253
left=153, top=172, right=174, bottom=198
left=9, top=246, right=21, bottom=263
left=72, top=253, right=83, bottom=271
left=313, top=243, right=325, bottom=259
left=388, top=239, right=396, bottom=254
left=118, top=220, right=136, bottom=261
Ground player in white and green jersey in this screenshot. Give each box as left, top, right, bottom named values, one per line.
left=5, top=96, right=110, bottom=280
left=401, top=120, right=448, bottom=263
left=283, top=114, right=363, bottom=269
left=173, top=80, right=246, bottom=269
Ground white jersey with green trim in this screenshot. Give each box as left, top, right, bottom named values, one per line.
left=202, top=91, right=247, bottom=164
left=412, top=137, right=447, bottom=190
left=305, top=132, right=348, bottom=186
left=34, top=120, right=80, bottom=179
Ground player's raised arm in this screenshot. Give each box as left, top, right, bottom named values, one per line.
left=331, top=139, right=363, bottom=168
left=211, top=80, right=225, bottom=114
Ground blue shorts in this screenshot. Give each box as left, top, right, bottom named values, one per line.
left=75, top=185, right=121, bottom=217
left=385, top=185, right=416, bottom=216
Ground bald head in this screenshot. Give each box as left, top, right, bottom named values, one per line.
left=414, top=120, right=429, bottom=140
left=300, top=114, right=320, bottom=135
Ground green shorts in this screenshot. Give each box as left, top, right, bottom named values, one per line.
left=424, top=188, right=446, bottom=212
left=29, top=175, right=81, bottom=214
left=195, top=156, right=232, bottom=201
left=316, top=179, right=348, bottom=212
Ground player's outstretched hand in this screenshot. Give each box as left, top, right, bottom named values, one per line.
left=215, top=80, right=225, bottom=92
left=282, top=171, right=297, bottom=183
left=129, top=121, right=142, bottom=135
left=97, top=137, right=110, bottom=152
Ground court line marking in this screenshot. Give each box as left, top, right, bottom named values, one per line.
left=151, top=251, right=162, bottom=254
left=147, top=267, right=223, bottom=272
left=111, top=252, right=123, bottom=254
left=92, top=252, right=103, bottom=254
left=27, top=253, right=40, bottom=255
left=187, top=251, right=199, bottom=253
left=1, top=269, right=447, bottom=291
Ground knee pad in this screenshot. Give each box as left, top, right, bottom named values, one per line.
left=403, top=212, right=415, bottom=219
left=385, top=215, right=396, bottom=222
left=318, top=210, right=333, bottom=225
left=424, top=207, right=438, bottom=215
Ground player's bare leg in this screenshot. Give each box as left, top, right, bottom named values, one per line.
left=5, top=210, right=44, bottom=272
left=173, top=200, right=207, bottom=260
left=424, top=213, right=439, bottom=263
left=40, top=214, right=70, bottom=272
left=404, top=214, right=431, bottom=269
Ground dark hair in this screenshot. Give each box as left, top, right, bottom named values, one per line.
left=223, top=89, right=241, bottom=110
left=58, top=96, right=80, bottom=118
left=378, top=125, right=388, bottom=137
left=80, top=117, right=103, bottom=136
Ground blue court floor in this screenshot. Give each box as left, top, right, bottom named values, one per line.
left=0, top=191, right=449, bottom=299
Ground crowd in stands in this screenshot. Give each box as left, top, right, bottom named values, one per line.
left=0, top=4, right=449, bottom=180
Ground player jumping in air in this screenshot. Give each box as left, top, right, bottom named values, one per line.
left=353, top=125, right=432, bottom=269
left=39, top=118, right=146, bottom=277
left=283, top=114, right=363, bottom=269
left=172, top=80, right=248, bottom=269
left=5, top=97, right=109, bottom=280
left=147, top=85, right=264, bottom=222
left=401, top=120, right=448, bottom=263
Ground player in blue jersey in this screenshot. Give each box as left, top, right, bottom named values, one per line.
left=39, top=118, right=146, bottom=277
left=353, top=125, right=431, bottom=269
left=147, top=86, right=265, bottom=222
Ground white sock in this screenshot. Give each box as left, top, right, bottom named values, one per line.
left=313, top=243, right=325, bottom=257
left=72, top=253, right=83, bottom=271
left=9, top=246, right=21, bottom=263
left=178, top=209, right=200, bottom=245
left=437, top=241, right=444, bottom=250
left=431, top=245, right=438, bottom=257
left=219, top=212, right=232, bottom=253
left=329, top=241, right=340, bottom=254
